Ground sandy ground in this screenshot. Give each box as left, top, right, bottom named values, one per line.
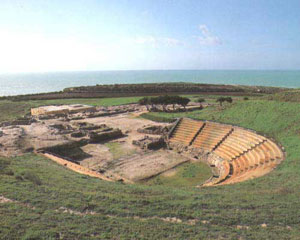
left=22, top=121, right=69, bottom=149
left=80, top=144, right=113, bottom=170
left=109, top=150, right=190, bottom=181
left=75, top=112, right=181, bottom=181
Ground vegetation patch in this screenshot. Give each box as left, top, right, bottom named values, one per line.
left=21, top=171, right=42, bottom=185
left=265, top=90, right=300, bottom=102
left=0, top=158, right=13, bottom=176
left=105, top=142, right=135, bottom=160
left=145, top=161, right=212, bottom=187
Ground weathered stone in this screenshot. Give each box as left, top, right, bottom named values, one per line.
left=133, top=136, right=165, bottom=150
left=89, top=129, right=123, bottom=143
left=137, top=125, right=172, bottom=135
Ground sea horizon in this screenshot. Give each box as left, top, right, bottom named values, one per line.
left=1, top=69, right=300, bottom=96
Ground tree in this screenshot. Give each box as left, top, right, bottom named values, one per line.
left=225, top=97, right=233, bottom=104
left=196, top=97, right=205, bottom=108
left=169, top=95, right=179, bottom=110
left=217, top=97, right=232, bottom=106
left=142, top=95, right=191, bottom=112
left=179, top=97, right=190, bottom=110
left=159, top=95, right=171, bottom=112
left=138, top=97, right=150, bottom=111
left=149, top=97, right=159, bottom=111
left=216, top=97, right=226, bottom=106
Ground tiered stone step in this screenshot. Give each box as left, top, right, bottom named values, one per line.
left=169, top=118, right=204, bottom=146
left=191, top=122, right=232, bottom=151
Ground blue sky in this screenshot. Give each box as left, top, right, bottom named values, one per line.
left=0, top=0, right=299, bottom=73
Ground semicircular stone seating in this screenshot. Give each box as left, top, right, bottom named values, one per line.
left=168, top=118, right=284, bottom=186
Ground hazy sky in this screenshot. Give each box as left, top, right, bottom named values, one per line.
left=0, top=0, right=299, bottom=73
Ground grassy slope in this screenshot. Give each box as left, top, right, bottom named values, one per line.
left=1, top=98, right=300, bottom=239
left=265, top=89, right=300, bottom=102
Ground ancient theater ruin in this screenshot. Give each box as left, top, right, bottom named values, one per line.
left=0, top=103, right=284, bottom=186
left=167, top=118, right=284, bottom=185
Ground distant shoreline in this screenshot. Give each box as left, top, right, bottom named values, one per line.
left=0, top=82, right=287, bottom=101
left=0, top=70, right=299, bottom=97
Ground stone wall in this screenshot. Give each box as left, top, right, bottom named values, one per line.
left=89, top=129, right=123, bottom=143
left=137, top=125, right=172, bottom=135
left=132, top=136, right=165, bottom=150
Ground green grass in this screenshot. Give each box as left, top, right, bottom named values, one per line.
left=1, top=96, right=300, bottom=239
left=145, top=161, right=212, bottom=187
left=265, top=89, right=300, bottom=102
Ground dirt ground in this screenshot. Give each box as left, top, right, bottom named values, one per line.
left=74, top=112, right=187, bottom=181
left=75, top=111, right=165, bottom=144
left=109, top=150, right=190, bottom=181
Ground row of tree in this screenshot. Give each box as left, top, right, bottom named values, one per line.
left=139, top=95, right=190, bottom=112
left=216, top=97, right=233, bottom=106
left=139, top=95, right=233, bottom=112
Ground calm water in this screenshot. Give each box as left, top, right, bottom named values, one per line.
left=0, top=70, right=299, bottom=96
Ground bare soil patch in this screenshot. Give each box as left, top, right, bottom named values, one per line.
left=109, top=150, right=190, bottom=181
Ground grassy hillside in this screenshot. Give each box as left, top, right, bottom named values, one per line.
left=1, top=97, right=300, bottom=239
left=265, top=89, right=300, bottom=102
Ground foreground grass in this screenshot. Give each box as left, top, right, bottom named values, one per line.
left=1, top=152, right=299, bottom=239
left=1, top=98, right=300, bottom=239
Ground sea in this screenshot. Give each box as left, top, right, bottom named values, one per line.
left=0, top=70, right=299, bottom=96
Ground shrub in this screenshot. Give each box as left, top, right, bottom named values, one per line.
left=15, top=175, right=23, bottom=181
left=0, top=158, right=10, bottom=174
left=217, top=97, right=233, bottom=106
left=244, top=97, right=249, bottom=100
left=216, top=97, right=226, bottom=106
left=3, top=169, right=14, bottom=176
left=22, top=171, right=42, bottom=185
left=225, top=97, right=233, bottom=103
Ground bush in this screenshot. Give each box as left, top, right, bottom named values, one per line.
left=244, top=97, right=249, bottom=100
left=196, top=97, right=205, bottom=104
left=0, top=158, right=10, bottom=173
left=22, top=171, right=42, bottom=185
left=15, top=175, right=23, bottom=181
left=225, top=97, right=233, bottom=103
left=216, top=97, right=233, bottom=105
left=3, top=169, right=14, bottom=176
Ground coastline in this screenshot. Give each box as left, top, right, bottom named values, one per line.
left=0, top=69, right=299, bottom=97
left=0, top=82, right=287, bottom=101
